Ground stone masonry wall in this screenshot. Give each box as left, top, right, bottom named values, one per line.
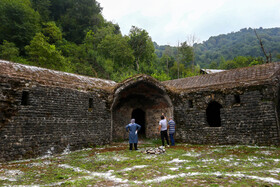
left=0, top=76, right=111, bottom=161
left=172, top=85, right=280, bottom=146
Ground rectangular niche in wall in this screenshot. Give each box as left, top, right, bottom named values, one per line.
left=234, top=94, right=241, bottom=104
left=21, top=91, right=29, bottom=105
left=88, top=98, right=93, bottom=111
left=188, top=100, right=193, bottom=108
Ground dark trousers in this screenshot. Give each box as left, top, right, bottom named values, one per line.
left=129, top=143, right=138, bottom=150
left=160, top=130, right=169, bottom=146
left=169, top=133, right=175, bottom=146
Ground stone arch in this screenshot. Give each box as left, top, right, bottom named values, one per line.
left=111, top=75, right=173, bottom=140
left=206, top=101, right=222, bottom=127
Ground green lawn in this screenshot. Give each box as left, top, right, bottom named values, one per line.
left=0, top=140, right=280, bottom=186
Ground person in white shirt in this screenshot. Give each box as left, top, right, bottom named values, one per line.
left=158, top=115, right=170, bottom=147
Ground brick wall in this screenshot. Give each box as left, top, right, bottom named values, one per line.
left=0, top=77, right=111, bottom=161
left=1, top=71, right=280, bottom=162
left=172, top=85, right=280, bottom=146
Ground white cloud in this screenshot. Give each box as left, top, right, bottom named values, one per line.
left=98, top=0, right=280, bottom=45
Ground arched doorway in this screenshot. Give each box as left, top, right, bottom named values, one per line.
left=206, top=101, right=222, bottom=127
left=131, top=108, right=146, bottom=137
left=111, top=75, right=173, bottom=140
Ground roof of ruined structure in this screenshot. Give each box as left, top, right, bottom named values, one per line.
left=200, top=69, right=226, bottom=74
left=113, top=74, right=166, bottom=94
left=0, top=60, right=116, bottom=91
left=2, top=60, right=280, bottom=93
left=163, top=62, right=280, bottom=92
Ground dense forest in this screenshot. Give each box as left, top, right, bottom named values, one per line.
left=0, top=0, right=279, bottom=82
left=155, top=27, right=280, bottom=70
left=194, top=27, right=280, bottom=68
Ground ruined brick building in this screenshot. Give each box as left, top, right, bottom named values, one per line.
left=1, top=59, right=280, bottom=161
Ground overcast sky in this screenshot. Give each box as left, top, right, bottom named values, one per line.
left=98, top=0, right=280, bottom=46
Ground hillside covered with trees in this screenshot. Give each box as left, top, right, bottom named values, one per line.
left=0, top=0, right=279, bottom=82
left=155, top=27, right=280, bottom=70
left=194, top=27, right=280, bottom=68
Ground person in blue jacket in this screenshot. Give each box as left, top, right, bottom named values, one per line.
left=126, top=119, right=141, bottom=150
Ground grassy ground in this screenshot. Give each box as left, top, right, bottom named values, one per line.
left=0, top=139, right=280, bottom=186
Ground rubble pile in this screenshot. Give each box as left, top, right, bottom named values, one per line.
left=144, top=147, right=166, bottom=154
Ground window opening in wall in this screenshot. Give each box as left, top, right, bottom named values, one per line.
left=234, top=94, right=241, bottom=104
left=21, top=91, right=29, bottom=105
left=89, top=98, right=93, bottom=110
left=206, top=101, right=222, bottom=127
left=131, top=108, right=146, bottom=138
left=188, top=100, right=193, bottom=108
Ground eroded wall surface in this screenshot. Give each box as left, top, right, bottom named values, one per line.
left=0, top=77, right=111, bottom=161
left=171, top=85, right=280, bottom=145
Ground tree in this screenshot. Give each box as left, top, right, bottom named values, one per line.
left=218, top=56, right=263, bottom=70
left=219, top=60, right=238, bottom=70
left=0, top=0, right=40, bottom=51
left=25, top=33, right=70, bottom=72
left=186, top=34, right=199, bottom=70
left=128, top=26, right=155, bottom=72
left=162, top=46, right=174, bottom=76
left=160, top=54, right=171, bottom=76
left=169, top=61, right=189, bottom=79
left=30, top=0, right=51, bottom=21
left=209, top=61, right=218, bottom=69
left=0, top=40, right=19, bottom=61
left=179, top=41, right=194, bottom=68
left=151, top=70, right=170, bottom=81
left=254, top=29, right=271, bottom=63
left=90, top=24, right=119, bottom=50
left=42, top=21, right=62, bottom=44
left=52, top=0, right=103, bottom=44
left=98, top=34, right=134, bottom=70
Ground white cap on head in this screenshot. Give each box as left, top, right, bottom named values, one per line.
left=131, top=119, right=135, bottom=123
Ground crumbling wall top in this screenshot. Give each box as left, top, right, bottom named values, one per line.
left=163, top=62, right=280, bottom=92
left=0, top=60, right=117, bottom=92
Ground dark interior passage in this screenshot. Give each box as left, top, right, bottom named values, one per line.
left=206, top=101, right=222, bottom=127
left=131, top=108, right=146, bottom=137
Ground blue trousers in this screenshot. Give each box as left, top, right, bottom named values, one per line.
left=169, top=133, right=175, bottom=146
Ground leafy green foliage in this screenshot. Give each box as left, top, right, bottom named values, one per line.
left=0, top=0, right=40, bottom=51
left=151, top=70, right=171, bottom=81
left=219, top=56, right=264, bottom=70
left=25, top=33, right=71, bottom=72
left=0, top=40, right=19, bottom=61
left=128, top=26, right=155, bottom=72
left=179, top=41, right=194, bottom=68
left=42, top=22, right=62, bottom=44
left=30, top=0, right=51, bottom=21
left=0, top=0, right=278, bottom=82
left=51, top=0, right=102, bottom=44
left=98, top=34, right=135, bottom=70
